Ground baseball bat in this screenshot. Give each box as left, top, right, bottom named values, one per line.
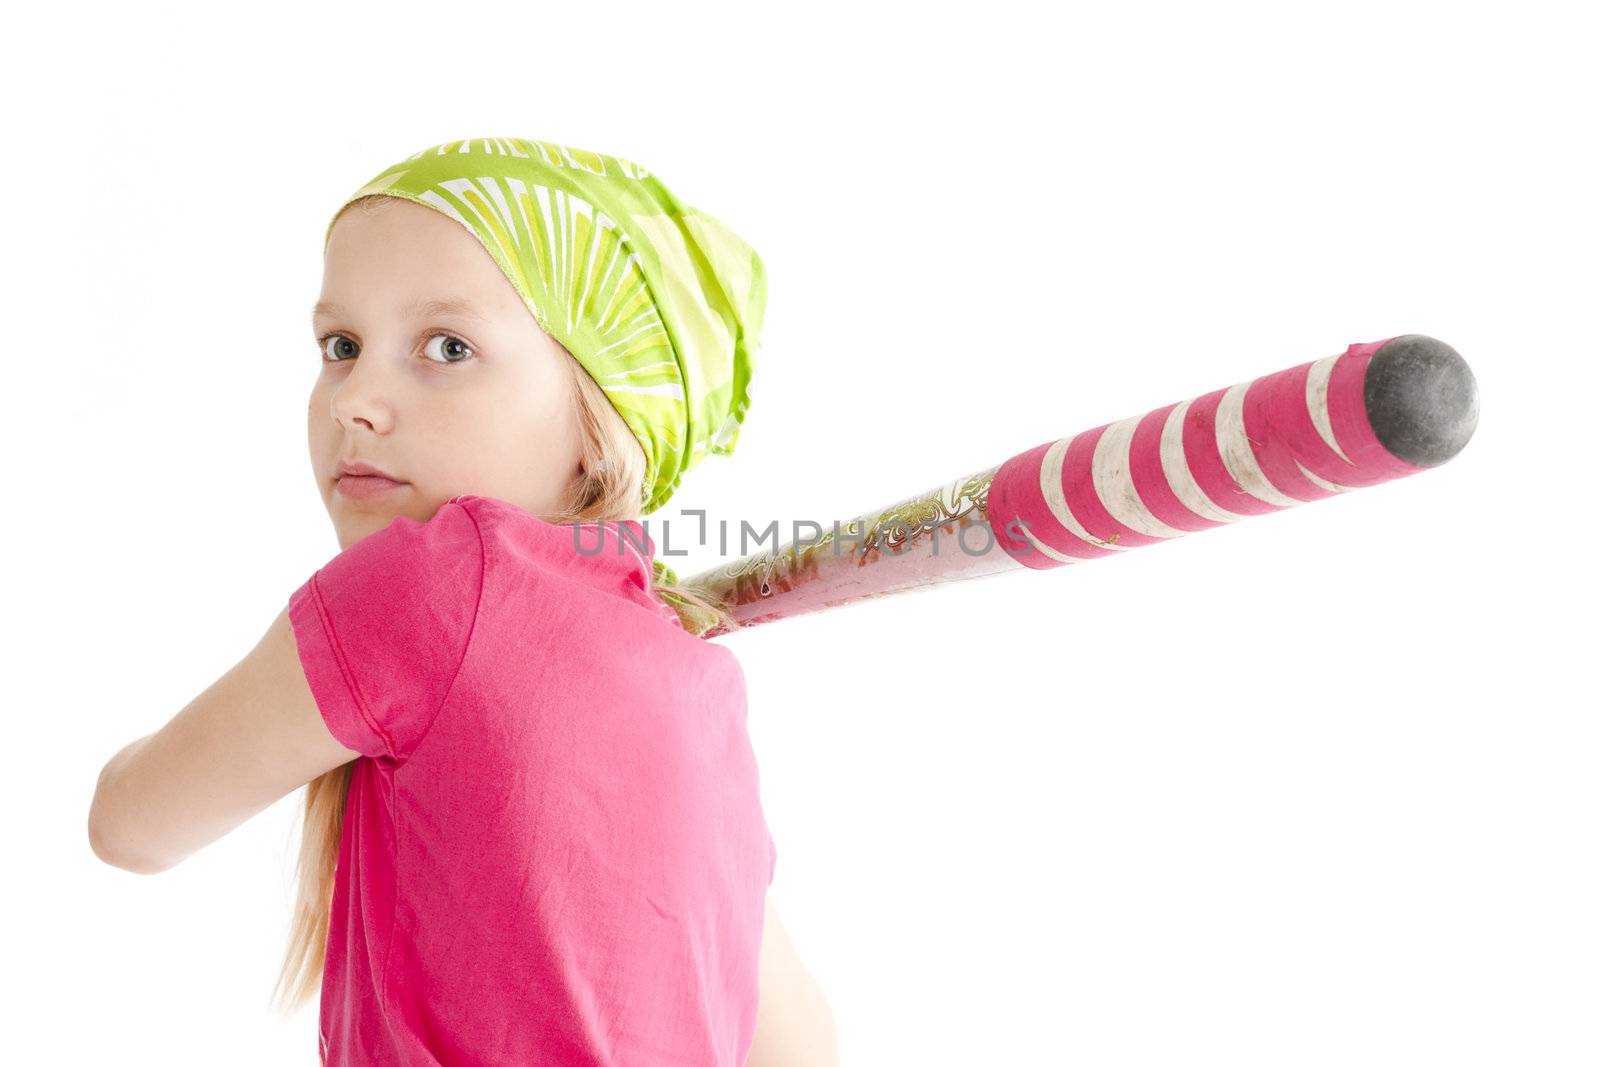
left=684, top=334, right=1479, bottom=637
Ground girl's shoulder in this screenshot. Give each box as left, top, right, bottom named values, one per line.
left=447, top=495, right=652, bottom=567
left=448, top=494, right=674, bottom=623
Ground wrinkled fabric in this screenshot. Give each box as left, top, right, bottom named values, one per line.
left=288, top=495, right=776, bottom=1065
left=325, top=136, right=768, bottom=515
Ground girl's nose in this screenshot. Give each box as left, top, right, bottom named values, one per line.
left=330, top=352, right=398, bottom=434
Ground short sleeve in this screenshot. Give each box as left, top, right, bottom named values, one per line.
left=288, top=501, right=485, bottom=764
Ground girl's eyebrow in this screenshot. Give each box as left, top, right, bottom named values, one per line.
left=311, top=297, right=489, bottom=325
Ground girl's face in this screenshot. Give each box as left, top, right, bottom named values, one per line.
left=309, top=197, right=584, bottom=550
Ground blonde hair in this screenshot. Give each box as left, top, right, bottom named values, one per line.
left=271, top=269, right=743, bottom=1020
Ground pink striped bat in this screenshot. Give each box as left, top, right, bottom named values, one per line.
left=685, top=335, right=1479, bottom=636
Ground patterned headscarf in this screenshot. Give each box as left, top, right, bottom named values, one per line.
left=324, top=136, right=768, bottom=517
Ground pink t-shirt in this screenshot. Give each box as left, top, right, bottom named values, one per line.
left=287, top=494, right=776, bottom=1066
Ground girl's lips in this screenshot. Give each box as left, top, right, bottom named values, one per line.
left=336, top=474, right=408, bottom=500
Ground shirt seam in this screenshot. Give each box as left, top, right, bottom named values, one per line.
left=600, top=520, right=680, bottom=625
left=307, top=573, right=399, bottom=760
left=614, top=524, right=655, bottom=584
left=377, top=499, right=489, bottom=1021
left=398, top=499, right=488, bottom=765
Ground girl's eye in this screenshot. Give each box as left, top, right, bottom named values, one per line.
left=320, top=334, right=360, bottom=363
left=317, top=332, right=476, bottom=365
left=423, top=333, right=475, bottom=365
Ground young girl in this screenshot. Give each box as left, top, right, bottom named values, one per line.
left=88, top=136, right=839, bottom=1065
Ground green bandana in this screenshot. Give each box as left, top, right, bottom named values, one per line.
left=325, top=136, right=768, bottom=516
left=647, top=557, right=723, bottom=636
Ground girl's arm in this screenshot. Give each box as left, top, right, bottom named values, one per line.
left=746, top=893, right=840, bottom=1067
left=87, top=606, right=360, bottom=874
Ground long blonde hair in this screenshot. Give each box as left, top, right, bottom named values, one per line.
left=271, top=330, right=742, bottom=1019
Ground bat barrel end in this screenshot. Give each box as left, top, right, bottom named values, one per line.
left=1364, top=334, right=1480, bottom=467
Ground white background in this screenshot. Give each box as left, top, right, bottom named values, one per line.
left=9, top=1, right=1597, bottom=1063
